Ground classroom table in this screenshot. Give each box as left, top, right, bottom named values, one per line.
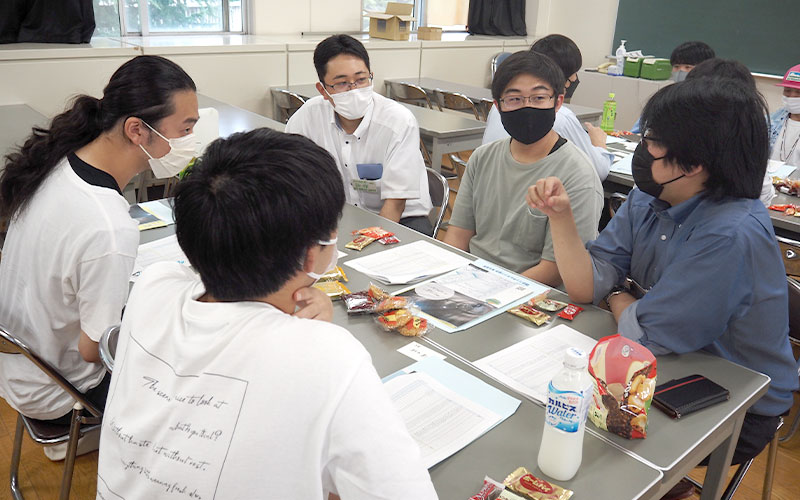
left=384, top=77, right=603, bottom=125
left=138, top=203, right=769, bottom=499
left=604, top=168, right=800, bottom=240
left=0, top=104, right=47, bottom=159
left=198, top=94, right=284, bottom=134
left=269, top=84, right=486, bottom=172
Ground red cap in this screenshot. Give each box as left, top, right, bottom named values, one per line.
left=777, top=64, right=800, bottom=90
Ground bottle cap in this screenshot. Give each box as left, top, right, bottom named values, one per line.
left=608, top=93, right=616, bottom=99
left=564, top=347, right=588, bottom=369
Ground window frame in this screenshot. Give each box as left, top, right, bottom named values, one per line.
left=115, top=0, right=248, bottom=36
left=361, top=0, right=468, bottom=34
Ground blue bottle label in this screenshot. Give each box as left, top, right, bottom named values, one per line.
left=545, top=382, right=589, bottom=433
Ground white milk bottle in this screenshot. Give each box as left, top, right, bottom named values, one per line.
left=537, top=347, right=594, bottom=481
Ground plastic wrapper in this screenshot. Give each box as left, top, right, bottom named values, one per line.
left=587, top=334, right=657, bottom=439
left=508, top=304, right=550, bottom=326
left=502, top=467, right=573, bottom=500
left=376, top=308, right=414, bottom=331
left=317, top=265, right=348, bottom=282
left=533, top=298, right=568, bottom=312
left=368, top=283, right=391, bottom=301
left=312, top=281, right=350, bottom=299
left=378, top=235, right=401, bottom=245
left=342, top=291, right=376, bottom=314
left=556, top=304, right=583, bottom=320
left=468, top=476, right=505, bottom=500
left=345, top=235, right=376, bottom=251
left=398, top=316, right=430, bottom=337
left=356, top=226, right=395, bottom=239
left=374, top=296, right=410, bottom=313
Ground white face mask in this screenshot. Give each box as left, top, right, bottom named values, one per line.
left=783, top=95, right=800, bottom=114
left=328, top=85, right=374, bottom=120
left=306, top=237, right=339, bottom=281
left=139, top=121, right=197, bottom=179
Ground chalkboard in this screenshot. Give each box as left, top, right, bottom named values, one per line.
left=612, top=0, right=794, bottom=76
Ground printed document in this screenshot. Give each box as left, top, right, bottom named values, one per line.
left=131, top=235, right=190, bottom=282
left=344, top=240, right=470, bottom=285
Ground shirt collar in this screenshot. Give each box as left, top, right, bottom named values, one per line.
left=650, top=192, right=705, bottom=225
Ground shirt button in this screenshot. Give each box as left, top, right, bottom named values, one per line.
left=660, top=234, right=667, bottom=241
left=345, top=141, right=349, bottom=144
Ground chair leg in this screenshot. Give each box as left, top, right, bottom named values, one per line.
left=59, top=405, right=83, bottom=500
left=779, top=408, right=799, bottom=443
left=762, top=430, right=780, bottom=500
left=721, top=459, right=753, bottom=500
left=10, top=414, right=24, bottom=500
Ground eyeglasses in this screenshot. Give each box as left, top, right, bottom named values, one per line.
left=499, top=94, right=554, bottom=111
left=324, top=74, right=373, bottom=93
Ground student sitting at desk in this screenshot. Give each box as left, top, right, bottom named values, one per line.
left=482, top=34, right=614, bottom=181
left=96, top=129, right=437, bottom=500
left=445, top=51, right=603, bottom=288
left=770, top=63, right=800, bottom=168
left=527, top=79, right=798, bottom=491
left=630, top=41, right=715, bottom=133
left=0, top=55, right=198, bottom=459
left=286, top=34, right=433, bottom=235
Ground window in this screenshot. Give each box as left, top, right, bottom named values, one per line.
left=361, top=0, right=467, bottom=32
left=93, top=0, right=246, bottom=36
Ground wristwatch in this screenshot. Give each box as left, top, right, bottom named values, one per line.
left=604, top=286, right=628, bottom=308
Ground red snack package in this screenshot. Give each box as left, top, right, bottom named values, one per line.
left=368, top=283, right=391, bottom=301
left=342, top=291, right=376, bottom=314
left=786, top=206, right=797, bottom=216
left=768, top=204, right=791, bottom=212
left=398, top=317, right=429, bottom=337
left=376, top=309, right=413, bottom=331
left=587, top=334, right=657, bottom=439
left=374, top=296, right=409, bottom=313
left=468, top=476, right=505, bottom=500
left=557, top=304, right=583, bottom=320
left=378, top=235, right=401, bottom=245
left=357, top=226, right=394, bottom=239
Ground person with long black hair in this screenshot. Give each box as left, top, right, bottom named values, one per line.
left=0, top=55, right=199, bottom=437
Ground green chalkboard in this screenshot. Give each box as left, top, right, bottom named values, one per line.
left=612, top=0, right=794, bottom=76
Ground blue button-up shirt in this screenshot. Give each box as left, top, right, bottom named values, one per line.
left=587, top=188, right=798, bottom=416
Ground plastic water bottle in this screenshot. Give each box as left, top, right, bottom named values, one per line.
left=609, top=39, right=627, bottom=76
left=601, top=93, right=616, bottom=133
left=537, top=347, right=594, bottom=481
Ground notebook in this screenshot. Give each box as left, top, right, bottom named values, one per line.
left=652, top=374, right=729, bottom=419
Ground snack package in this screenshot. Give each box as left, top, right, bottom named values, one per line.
left=374, top=296, right=409, bottom=313
left=378, top=235, right=401, bottom=245
left=398, top=316, right=430, bottom=337
left=533, top=297, right=568, bottom=312
left=376, top=308, right=414, bottom=331
left=557, top=304, right=583, bottom=320
left=368, top=283, right=391, bottom=301
left=345, top=235, right=376, bottom=251
left=468, top=476, right=505, bottom=500
left=312, top=281, right=351, bottom=299
left=508, top=304, right=550, bottom=326
left=356, top=226, right=394, bottom=239
left=587, top=334, right=657, bottom=439
left=342, top=291, right=376, bottom=314
left=502, top=467, right=573, bottom=500
left=317, top=265, right=348, bottom=282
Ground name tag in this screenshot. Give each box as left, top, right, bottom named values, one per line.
left=351, top=179, right=378, bottom=193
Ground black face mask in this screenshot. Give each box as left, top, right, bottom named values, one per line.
left=631, top=141, right=685, bottom=199
left=564, top=77, right=580, bottom=99
left=500, top=106, right=556, bottom=145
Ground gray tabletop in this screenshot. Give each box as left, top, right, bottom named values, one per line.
left=0, top=104, right=47, bottom=158
left=399, top=102, right=485, bottom=139
left=199, top=94, right=284, bottom=135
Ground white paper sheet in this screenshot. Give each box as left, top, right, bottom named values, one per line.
left=474, top=324, right=597, bottom=404
left=343, top=240, right=470, bottom=285
left=131, top=235, right=190, bottom=282
left=609, top=154, right=633, bottom=175
left=768, top=159, right=797, bottom=179
left=397, top=341, right=446, bottom=361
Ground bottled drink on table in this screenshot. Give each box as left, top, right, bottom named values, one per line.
left=601, top=93, right=617, bottom=133
left=537, top=347, right=594, bottom=481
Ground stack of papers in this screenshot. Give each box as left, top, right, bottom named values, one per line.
left=129, top=201, right=175, bottom=231
left=768, top=159, right=797, bottom=179
left=131, top=235, right=190, bottom=282
left=344, top=240, right=470, bottom=285
left=606, top=137, right=637, bottom=175
left=474, top=324, right=597, bottom=404
left=383, top=357, right=520, bottom=468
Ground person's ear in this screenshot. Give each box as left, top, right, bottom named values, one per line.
left=554, top=93, right=565, bottom=112
left=302, top=245, right=319, bottom=273
left=317, top=82, right=333, bottom=105
left=684, top=164, right=705, bottom=177
left=123, top=117, right=148, bottom=146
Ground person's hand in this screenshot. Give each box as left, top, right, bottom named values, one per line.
left=526, top=177, right=572, bottom=218
left=585, top=122, right=607, bottom=148
left=293, top=286, right=334, bottom=322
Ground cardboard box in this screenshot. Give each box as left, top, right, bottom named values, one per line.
left=417, top=26, right=442, bottom=41
left=367, top=2, right=415, bottom=41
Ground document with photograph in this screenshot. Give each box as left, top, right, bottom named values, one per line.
left=394, top=259, right=549, bottom=333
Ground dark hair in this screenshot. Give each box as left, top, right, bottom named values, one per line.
left=685, top=58, right=756, bottom=89
left=173, top=129, right=345, bottom=301
left=313, top=34, right=371, bottom=82
left=0, top=55, right=195, bottom=219
left=491, top=51, right=566, bottom=101
left=670, top=41, right=715, bottom=66
left=641, top=78, right=768, bottom=201
left=530, top=34, right=582, bottom=80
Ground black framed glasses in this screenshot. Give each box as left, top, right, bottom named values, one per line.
left=324, top=74, right=374, bottom=93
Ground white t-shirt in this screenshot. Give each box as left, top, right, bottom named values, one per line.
left=482, top=104, right=613, bottom=181
left=0, top=158, right=138, bottom=420
left=771, top=117, right=800, bottom=167
left=97, top=263, right=437, bottom=500
left=286, top=92, right=432, bottom=218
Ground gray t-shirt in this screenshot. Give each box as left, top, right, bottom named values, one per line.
left=449, top=137, right=604, bottom=274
